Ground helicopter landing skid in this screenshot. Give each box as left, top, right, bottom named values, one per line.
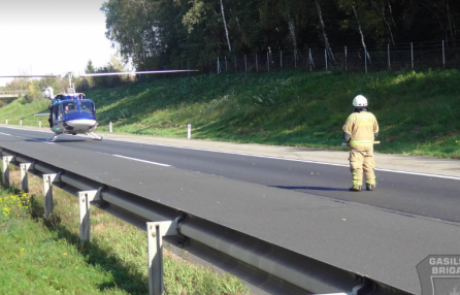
left=86, top=132, right=103, bottom=141
left=47, top=134, right=60, bottom=142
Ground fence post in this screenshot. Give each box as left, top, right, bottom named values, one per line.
left=365, top=48, right=368, bottom=74
left=388, top=43, right=391, bottom=69
left=256, top=54, right=259, bottom=73
left=325, top=49, right=328, bottom=71
left=280, top=51, right=283, bottom=69
left=147, top=221, right=177, bottom=295
left=442, top=40, right=446, bottom=68
left=78, top=190, right=99, bottom=245
left=187, top=123, right=191, bottom=139
left=225, top=56, right=228, bottom=72
left=217, top=57, right=220, bottom=74
left=267, top=52, right=270, bottom=72
left=309, top=48, right=313, bottom=72
left=244, top=55, right=247, bottom=71
left=2, top=155, right=13, bottom=188
left=109, top=121, right=113, bottom=133
left=411, top=42, right=414, bottom=69
left=43, top=173, right=59, bottom=219
left=20, top=163, right=32, bottom=193
left=345, top=46, right=348, bottom=71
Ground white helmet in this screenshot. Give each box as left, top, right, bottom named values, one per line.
left=352, top=95, right=368, bottom=107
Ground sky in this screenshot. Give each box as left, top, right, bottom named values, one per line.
left=0, top=0, right=118, bottom=86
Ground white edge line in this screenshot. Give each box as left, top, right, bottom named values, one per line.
left=113, top=154, right=172, bottom=167
left=2, top=126, right=460, bottom=181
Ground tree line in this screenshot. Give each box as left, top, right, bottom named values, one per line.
left=101, top=0, right=460, bottom=70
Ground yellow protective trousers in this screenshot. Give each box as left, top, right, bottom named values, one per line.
left=349, top=146, right=376, bottom=190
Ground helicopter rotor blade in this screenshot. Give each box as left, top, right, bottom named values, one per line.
left=80, top=70, right=198, bottom=77
left=0, top=75, right=61, bottom=78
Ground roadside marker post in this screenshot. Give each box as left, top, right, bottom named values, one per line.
left=109, top=121, right=113, bottom=133
left=39, top=121, right=41, bottom=128
left=187, top=124, right=191, bottom=139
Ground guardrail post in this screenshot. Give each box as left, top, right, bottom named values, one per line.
left=43, top=173, right=59, bottom=218
left=147, top=221, right=177, bottom=295
left=20, top=163, right=32, bottom=193
left=78, top=190, right=100, bottom=244
left=2, top=155, right=13, bottom=188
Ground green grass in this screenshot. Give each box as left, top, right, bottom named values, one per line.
left=1, top=69, right=460, bottom=158
left=0, top=171, right=249, bottom=295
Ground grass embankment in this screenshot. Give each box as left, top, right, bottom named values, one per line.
left=1, top=69, right=460, bottom=158
left=0, top=169, right=249, bottom=295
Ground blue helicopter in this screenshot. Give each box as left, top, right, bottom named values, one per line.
left=0, top=70, right=196, bottom=141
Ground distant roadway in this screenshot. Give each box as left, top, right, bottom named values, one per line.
left=0, top=126, right=459, bottom=294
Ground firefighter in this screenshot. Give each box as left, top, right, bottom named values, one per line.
left=342, top=95, right=379, bottom=191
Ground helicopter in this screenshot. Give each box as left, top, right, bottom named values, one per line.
left=0, top=70, right=196, bottom=141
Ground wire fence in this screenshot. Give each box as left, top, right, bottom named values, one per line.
left=179, top=39, right=460, bottom=74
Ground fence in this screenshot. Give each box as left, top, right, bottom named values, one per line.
left=0, top=145, right=411, bottom=295
left=179, top=39, right=460, bottom=74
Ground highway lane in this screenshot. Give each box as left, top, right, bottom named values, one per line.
left=0, top=127, right=459, bottom=294
left=1, top=126, right=459, bottom=224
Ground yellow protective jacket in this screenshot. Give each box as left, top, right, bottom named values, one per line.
left=342, top=111, right=379, bottom=146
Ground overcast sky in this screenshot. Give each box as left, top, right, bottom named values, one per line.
left=0, top=0, right=117, bottom=86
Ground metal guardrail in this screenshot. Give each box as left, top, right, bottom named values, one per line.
left=0, top=90, right=27, bottom=95
left=0, top=147, right=411, bottom=295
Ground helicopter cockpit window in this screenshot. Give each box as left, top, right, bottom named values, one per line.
left=80, top=101, right=95, bottom=114
left=62, top=101, right=78, bottom=114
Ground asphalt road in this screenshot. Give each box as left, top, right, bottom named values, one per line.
left=0, top=126, right=459, bottom=294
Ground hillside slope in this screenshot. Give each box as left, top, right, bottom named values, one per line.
left=1, top=69, right=459, bottom=158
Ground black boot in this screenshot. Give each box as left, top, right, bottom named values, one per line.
left=366, top=183, right=377, bottom=191
left=349, top=186, right=362, bottom=192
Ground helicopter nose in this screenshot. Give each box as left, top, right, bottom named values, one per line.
left=66, top=119, right=97, bottom=131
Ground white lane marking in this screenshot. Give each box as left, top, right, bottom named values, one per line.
left=0, top=132, right=11, bottom=136
left=373, top=168, right=460, bottom=181
left=107, top=140, right=460, bottom=181
left=0, top=126, right=53, bottom=134
left=3, top=126, right=460, bottom=181
left=113, top=155, right=172, bottom=167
